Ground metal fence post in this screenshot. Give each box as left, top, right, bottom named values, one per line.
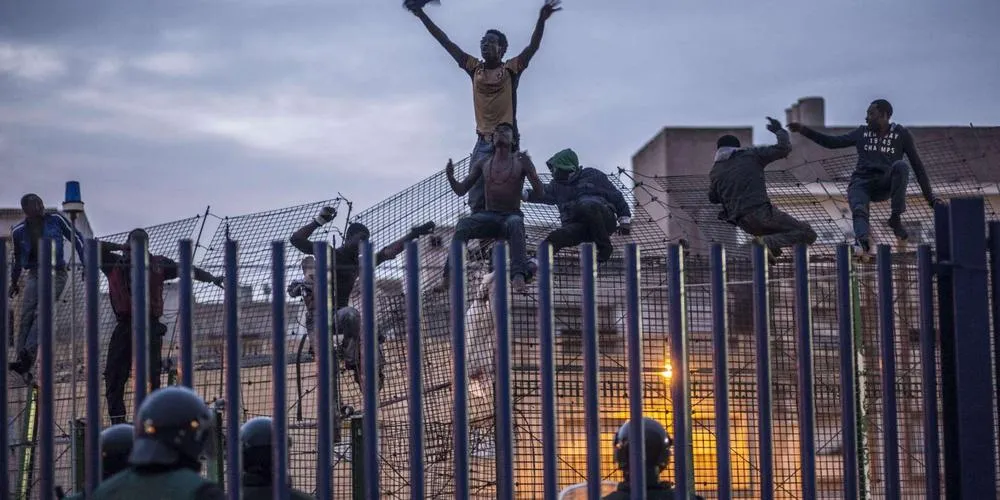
left=405, top=241, right=425, bottom=500
left=130, top=232, right=150, bottom=414
left=836, top=244, right=859, bottom=500
left=536, top=242, right=558, bottom=500
left=752, top=243, right=773, bottom=500
left=945, top=198, right=998, bottom=496
left=360, top=241, right=380, bottom=500
left=624, top=243, right=646, bottom=497
left=271, top=241, right=290, bottom=500
left=581, top=243, right=602, bottom=500
left=710, top=244, right=730, bottom=500
left=314, top=242, right=334, bottom=500
left=989, top=221, right=1000, bottom=460
left=794, top=244, right=816, bottom=499
left=178, top=239, right=195, bottom=389
left=84, top=239, right=101, bottom=494
left=0, top=238, right=10, bottom=498
left=39, top=238, right=56, bottom=500
left=449, top=239, right=470, bottom=500
left=223, top=239, right=242, bottom=500
left=917, top=245, right=940, bottom=500
left=493, top=242, right=515, bottom=500
left=933, top=203, right=959, bottom=495
left=668, top=243, right=692, bottom=497
left=876, top=245, right=900, bottom=500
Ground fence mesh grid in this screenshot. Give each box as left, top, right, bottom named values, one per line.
left=5, top=129, right=1000, bottom=498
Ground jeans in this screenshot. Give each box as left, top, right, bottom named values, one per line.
left=544, top=199, right=618, bottom=262
left=105, top=318, right=167, bottom=424
left=737, top=204, right=818, bottom=251
left=443, top=211, right=529, bottom=280
left=16, top=268, right=68, bottom=365
left=467, top=137, right=494, bottom=213
left=848, top=160, right=910, bottom=241
left=335, top=306, right=385, bottom=392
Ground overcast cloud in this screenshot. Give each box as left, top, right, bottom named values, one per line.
left=1, top=0, right=998, bottom=235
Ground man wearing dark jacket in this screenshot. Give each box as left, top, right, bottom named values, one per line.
left=524, top=148, right=631, bottom=262
left=289, top=209, right=435, bottom=392
left=99, top=229, right=223, bottom=424
left=709, top=117, right=817, bottom=262
left=789, top=99, right=942, bottom=256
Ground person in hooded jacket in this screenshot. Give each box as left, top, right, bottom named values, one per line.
left=709, top=117, right=817, bottom=263
left=239, top=417, right=314, bottom=500
left=523, top=148, right=632, bottom=263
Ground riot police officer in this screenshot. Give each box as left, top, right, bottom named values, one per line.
left=61, top=423, right=135, bottom=499
left=240, top=416, right=314, bottom=499
left=602, top=417, right=704, bottom=500
left=87, top=386, right=225, bottom=499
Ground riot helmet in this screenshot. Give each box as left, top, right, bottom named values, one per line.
left=100, top=423, right=135, bottom=479
left=613, top=417, right=672, bottom=482
left=129, top=386, right=214, bottom=468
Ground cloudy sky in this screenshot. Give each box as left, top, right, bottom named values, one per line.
left=2, top=0, right=998, bottom=235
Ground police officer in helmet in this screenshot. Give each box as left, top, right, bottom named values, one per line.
left=61, top=423, right=135, bottom=499
left=603, top=417, right=704, bottom=500
left=88, top=386, right=225, bottom=499
left=240, top=416, right=314, bottom=499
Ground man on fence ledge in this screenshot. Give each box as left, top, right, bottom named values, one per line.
left=88, top=386, right=225, bottom=499
left=98, top=229, right=224, bottom=424
left=239, top=417, right=315, bottom=499
left=8, top=193, right=86, bottom=386
left=289, top=209, right=435, bottom=393
left=523, top=148, right=632, bottom=263
left=443, top=122, right=546, bottom=292
left=406, top=0, right=561, bottom=214
left=709, top=117, right=817, bottom=264
left=788, top=99, right=943, bottom=257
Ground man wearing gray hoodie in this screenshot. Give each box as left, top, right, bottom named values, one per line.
left=709, top=117, right=817, bottom=261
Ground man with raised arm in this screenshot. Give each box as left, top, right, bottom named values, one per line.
left=788, top=99, right=942, bottom=257
left=407, top=0, right=561, bottom=213
left=289, top=210, right=434, bottom=392
left=709, top=117, right=817, bottom=263
left=443, top=122, right=545, bottom=293
left=99, top=229, right=224, bottom=424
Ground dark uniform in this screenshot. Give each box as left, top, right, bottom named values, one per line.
left=604, top=417, right=705, bottom=500
left=240, top=417, right=314, bottom=500
left=88, top=386, right=225, bottom=500
left=59, top=422, right=135, bottom=498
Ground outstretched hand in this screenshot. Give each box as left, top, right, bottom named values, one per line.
left=403, top=0, right=438, bottom=14
left=540, top=0, right=562, bottom=20
left=766, top=116, right=783, bottom=133
left=445, top=158, right=455, bottom=179
left=410, top=221, right=436, bottom=237
left=211, top=275, right=225, bottom=288
left=928, top=195, right=945, bottom=208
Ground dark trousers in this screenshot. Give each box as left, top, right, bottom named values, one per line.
left=545, top=200, right=617, bottom=262
left=847, top=160, right=910, bottom=241
left=443, top=211, right=529, bottom=280
left=105, top=317, right=166, bottom=424
left=737, top=204, right=817, bottom=251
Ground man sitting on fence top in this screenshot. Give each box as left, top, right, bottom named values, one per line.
left=289, top=208, right=435, bottom=393
left=98, top=229, right=224, bottom=424
left=443, top=121, right=546, bottom=293
left=523, top=148, right=632, bottom=263
left=788, top=99, right=943, bottom=258
left=709, top=117, right=817, bottom=264
left=8, top=193, right=86, bottom=386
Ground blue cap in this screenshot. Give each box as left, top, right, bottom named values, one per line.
left=64, top=181, right=82, bottom=203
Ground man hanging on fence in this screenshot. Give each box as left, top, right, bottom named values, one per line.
left=8, top=193, right=86, bottom=386
left=788, top=99, right=943, bottom=257
left=709, top=117, right=817, bottom=263
left=99, top=229, right=224, bottom=424
left=406, top=0, right=561, bottom=214
left=443, top=122, right=545, bottom=293
left=289, top=208, right=435, bottom=394
left=523, top=148, right=633, bottom=263
left=286, top=255, right=316, bottom=355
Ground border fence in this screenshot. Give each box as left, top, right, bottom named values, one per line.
left=3, top=197, right=1000, bottom=498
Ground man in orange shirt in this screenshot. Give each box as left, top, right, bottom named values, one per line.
left=408, top=0, right=561, bottom=213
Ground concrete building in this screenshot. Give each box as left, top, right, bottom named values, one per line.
left=632, top=96, right=1000, bottom=252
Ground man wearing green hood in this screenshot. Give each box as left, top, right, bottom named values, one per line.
left=524, top=148, right=632, bottom=262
